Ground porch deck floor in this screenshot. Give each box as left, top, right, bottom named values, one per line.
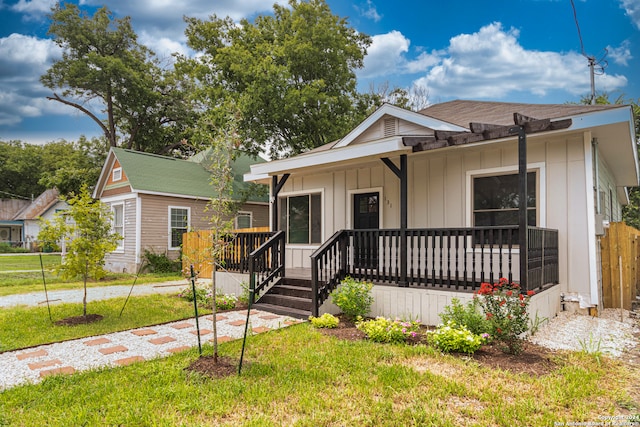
left=285, top=268, right=312, bottom=280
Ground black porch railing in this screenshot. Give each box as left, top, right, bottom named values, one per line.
left=247, top=231, right=286, bottom=303
left=223, top=231, right=275, bottom=273
left=309, top=226, right=559, bottom=316
left=223, top=227, right=560, bottom=317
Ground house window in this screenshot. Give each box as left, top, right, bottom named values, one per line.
left=169, top=207, right=189, bottom=249
left=279, top=193, right=322, bottom=244
left=473, top=171, right=536, bottom=244
left=235, top=212, right=252, bottom=229
left=112, top=203, right=124, bottom=251
left=112, top=167, right=122, bottom=182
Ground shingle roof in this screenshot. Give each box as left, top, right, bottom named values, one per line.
left=13, top=189, right=61, bottom=220
left=111, top=148, right=267, bottom=203
left=419, top=100, right=624, bottom=128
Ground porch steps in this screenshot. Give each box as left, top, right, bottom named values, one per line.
left=253, top=277, right=313, bottom=319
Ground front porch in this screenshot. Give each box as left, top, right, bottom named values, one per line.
left=222, top=226, right=559, bottom=318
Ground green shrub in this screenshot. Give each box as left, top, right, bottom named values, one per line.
left=216, top=293, right=237, bottom=311
left=429, top=321, right=486, bottom=354
left=143, top=249, right=181, bottom=273
left=439, top=297, right=490, bottom=336
left=178, top=286, right=210, bottom=305
left=0, top=243, right=29, bottom=253
left=330, top=276, right=373, bottom=321
left=309, top=313, right=340, bottom=328
left=178, top=287, right=239, bottom=311
left=356, top=317, right=421, bottom=344
left=475, top=278, right=534, bottom=354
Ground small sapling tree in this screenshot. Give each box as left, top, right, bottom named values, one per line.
left=193, top=107, right=241, bottom=362
left=38, top=185, right=121, bottom=317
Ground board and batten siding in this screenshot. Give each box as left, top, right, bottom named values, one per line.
left=277, top=130, right=595, bottom=298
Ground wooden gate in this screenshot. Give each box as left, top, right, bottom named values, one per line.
left=600, top=222, right=640, bottom=309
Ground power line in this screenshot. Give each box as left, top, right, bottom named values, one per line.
left=0, top=190, right=31, bottom=200
left=569, top=0, right=608, bottom=104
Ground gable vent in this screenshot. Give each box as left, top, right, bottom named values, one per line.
left=383, top=117, right=397, bottom=137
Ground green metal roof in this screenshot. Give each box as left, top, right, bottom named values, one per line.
left=111, top=147, right=267, bottom=203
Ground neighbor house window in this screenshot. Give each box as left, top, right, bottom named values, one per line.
left=169, top=207, right=189, bottom=249
left=112, top=203, right=124, bottom=251
left=112, top=167, right=122, bottom=182
left=279, top=193, right=322, bottom=244
left=235, top=211, right=252, bottom=229
left=473, top=172, right=536, bottom=244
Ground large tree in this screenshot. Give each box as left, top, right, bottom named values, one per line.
left=41, top=3, right=195, bottom=153
left=182, top=0, right=371, bottom=158
left=0, top=137, right=104, bottom=199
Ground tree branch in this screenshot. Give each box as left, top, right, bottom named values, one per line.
left=47, top=93, right=112, bottom=142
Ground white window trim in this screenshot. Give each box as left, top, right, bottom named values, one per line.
left=111, top=202, right=125, bottom=253
left=168, top=206, right=190, bottom=250
left=278, top=188, right=324, bottom=246
left=465, top=163, right=546, bottom=254
left=347, top=187, right=384, bottom=229
left=112, top=167, right=122, bottom=182
left=235, top=211, right=253, bottom=229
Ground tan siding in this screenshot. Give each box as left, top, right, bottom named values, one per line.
left=239, top=203, right=269, bottom=228
left=139, top=194, right=210, bottom=260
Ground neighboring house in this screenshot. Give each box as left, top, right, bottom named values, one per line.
left=218, top=101, right=637, bottom=323
left=0, top=189, right=68, bottom=250
left=93, top=148, right=269, bottom=273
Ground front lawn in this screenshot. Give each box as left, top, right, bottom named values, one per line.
left=0, top=271, right=183, bottom=297
left=0, top=294, right=206, bottom=352
left=0, top=325, right=638, bottom=426
left=0, top=254, right=60, bottom=272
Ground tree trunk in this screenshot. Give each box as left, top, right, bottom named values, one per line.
left=83, top=258, right=88, bottom=317
left=211, top=261, right=218, bottom=363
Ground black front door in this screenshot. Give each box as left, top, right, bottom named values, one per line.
left=353, top=192, right=379, bottom=269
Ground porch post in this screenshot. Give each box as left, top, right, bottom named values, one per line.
left=271, top=174, right=290, bottom=231
left=511, top=126, right=528, bottom=291
left=381, top=154, right=408, bottom=287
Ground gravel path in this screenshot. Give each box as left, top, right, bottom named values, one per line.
left=0, top=309, right=301, bottom=390
left=0, top=280, right=188, bottom=308
left=529, top=309, right=640, bottom=359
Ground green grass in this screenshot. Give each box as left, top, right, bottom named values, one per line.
left=0, top=294, right=207, bottom=352
left=0, top=254, right=60, bottom=272
left=0, top=325, right=638, bottom=426
left=0, top=271, right=183, bottom=297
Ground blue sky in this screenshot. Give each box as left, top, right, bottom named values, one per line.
left=0, top=0, right=639, bottom=144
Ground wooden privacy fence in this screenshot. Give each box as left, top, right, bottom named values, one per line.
left=600, top=222, right=640, bottom=309
left=182, top=227, right=270, bottom=278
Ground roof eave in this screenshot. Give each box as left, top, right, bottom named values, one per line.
left=246, top=137, right=412, bottom=181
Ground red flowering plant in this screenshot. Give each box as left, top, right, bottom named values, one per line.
left=474, top=278, right=535, bottom=354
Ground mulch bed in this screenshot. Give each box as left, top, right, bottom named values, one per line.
left=185, top=356, right=240, bottom=378
left=317, top=314, right=559, bottom=376
left=54, top=314, right=103, bottom=326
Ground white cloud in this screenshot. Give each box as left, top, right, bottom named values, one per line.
left=607, top=41, right=632, bottom=66
left=410, top=23, right=627, bottom=100
left=0, top=34, right=62, bottom=126
left=79, top=0, right=288, bottom=44
left=361, top=31, right=440, bottom=79
left=620, top=0, right=640, bottom=29
left=10, top=0, right=56, bottom=15
left=355, top=0, right=382, bottom=22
